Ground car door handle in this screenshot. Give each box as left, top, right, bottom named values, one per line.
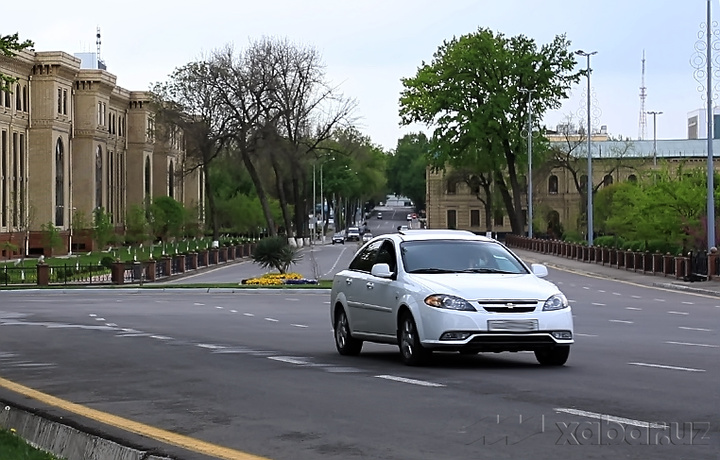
left=366, top=282, right=374, bottom=289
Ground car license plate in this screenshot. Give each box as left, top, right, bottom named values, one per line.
left=487, top=319, right=539, bottom=332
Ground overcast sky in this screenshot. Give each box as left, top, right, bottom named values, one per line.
left=7, top=0, right=715, bottom=150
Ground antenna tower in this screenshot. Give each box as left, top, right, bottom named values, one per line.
left=638, top=50, right=647, bottom=140
left=96, top=27, right=102, bottom=60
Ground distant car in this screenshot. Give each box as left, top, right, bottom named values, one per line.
left=362, top=232, right=373, bottom=242
left=346, top=227, right=361, bottom=241
left=407, top=213, right=413, bottom=221
left=330, top=229, right=573, bottom=366
left=399, top=225, right=409, bottom=231
left=332, top=233, right=345, bottom=244
left=377, top=212, right=383, bottom=219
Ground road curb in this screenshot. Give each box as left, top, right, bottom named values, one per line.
left=0, top=403, right=172, bottom=460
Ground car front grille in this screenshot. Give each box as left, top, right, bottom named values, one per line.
left=483, top=306, right=536, bottom=313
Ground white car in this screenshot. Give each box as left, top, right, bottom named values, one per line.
left=330, top=229, right=573, bottom=366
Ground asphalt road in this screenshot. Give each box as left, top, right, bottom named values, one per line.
left=0, top=263, right=718, bottom=459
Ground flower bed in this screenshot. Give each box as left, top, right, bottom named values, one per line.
left=241, top=272, right=318, bottom=286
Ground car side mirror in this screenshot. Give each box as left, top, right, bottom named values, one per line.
left=371, top=263, right=393, bottom=279
left=531, top=263, right=548, bottom=278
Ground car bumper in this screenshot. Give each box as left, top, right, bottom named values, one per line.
left=417, top=307, right=574, bottom=352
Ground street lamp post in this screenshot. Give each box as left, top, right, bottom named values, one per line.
left=519, top=88, right=535, bottom=238
left=647, top=111, right=663, bottom=166
left=576, top=49, right=598, bottom=246
left=706, top=0, right=716, bottom=250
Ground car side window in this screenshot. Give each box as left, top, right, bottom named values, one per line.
left=375, top=241, right=397, bottom=273
left=348, top=240, right=383, bottom=273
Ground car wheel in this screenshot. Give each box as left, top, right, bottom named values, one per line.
left=534, top=346, right=570, bottom=366
left=398, top=312, right=430, bottom=366
left=334, top=308, right=362, bottom=356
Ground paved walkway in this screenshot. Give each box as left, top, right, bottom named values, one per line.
left=510, top=247, right=720, bottom=298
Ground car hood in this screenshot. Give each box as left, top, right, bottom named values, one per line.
left=407, top=273, right=560, bottom=301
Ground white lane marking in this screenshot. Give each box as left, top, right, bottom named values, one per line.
left=625, top=307, right=642, bottom=311
left=244, top=313, right=254, bottom=317
left=264, top=317, right=279, bottom=322
left=375, top=375, right=445, bottom=387
left=323, top=301, right=331, bottom=304
left=582, top=287, right=590, bottom=290
left=598, top=290, right=606, bottom=293
left=631, top=295, right=641, bottom=299
left=591, top=303, right=606, bottom=306
left=679, top=326, right=712, bottom=332
left=88, top=314, right=97, bottom=317
left=654, top=299, right=666, bottom=302
left=105, top=323, right=117, bottom=327
left=609, top=319, right=633, bottom=324
left=215, top=306, right=223, bottom=309
left=285, top=298, right=300, bottom=302
left=291, top=324, right=308, bottom=328
left=150, top=335, right=173, bottom=340
left=194, top=303, right=204, bottom=306
left=668, top=311, right=689, bottom=315
left=554, top=408, right=667, bottom=429
left=197, top=344, right=226, bottom=350
left=230, top=310, right=237, bottom=313
left=612, top=292, right=622, bottom=296
left=575, top=333, right=598, bottom=337
left=268, top=356, right=310, bottom=365
left=116, top=333, right=151, bottom=337
left=95, top=318, right=105, bottom=321
left=666, top=341, right=719, bottom=348
left=681, top=301, right=694, bottom=305
left=628, top=362, right=706, bottom=373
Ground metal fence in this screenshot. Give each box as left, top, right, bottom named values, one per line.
left=0, top=266, right=38, bottom=285
left=48, top=264, right=113, bottom=285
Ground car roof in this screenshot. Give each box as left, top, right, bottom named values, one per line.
left=394, top=229, right=495, bottom=242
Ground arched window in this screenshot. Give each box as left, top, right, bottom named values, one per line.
left=22, top=86, right=27, bottom=112
left=55, top=139, right=64, bottom=226
left=446, top=180, right=456, bottom=194
left=95, top=146, right=103, bottom=209
left=628, top=174, right=637, bottom=183
left=144, top=156, right=151, bottom=198
left=548, top=175, right=559, bottom=194
left=168, top=160, right=175, bottom=199
left=15, top=84, right=21, bottom=111
left=603, top=174, right=613, bottom=186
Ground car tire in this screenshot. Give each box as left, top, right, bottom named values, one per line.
left=334, top=308, right=362, bottom=356
left=534, top=346, right=570, bottom=366
left=398, top=312, right=430, bottom=366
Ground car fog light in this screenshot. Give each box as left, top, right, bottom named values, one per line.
left=551, top=331, right=572, bottom=340
left=440, top=331, right=471, bottom=341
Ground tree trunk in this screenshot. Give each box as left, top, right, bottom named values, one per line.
left=239, top=149, right=277, bottom=237
left=202, top=163, right=220, bottom=240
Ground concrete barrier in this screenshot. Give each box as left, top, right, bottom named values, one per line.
left=0, top=404, right=171, bottom=460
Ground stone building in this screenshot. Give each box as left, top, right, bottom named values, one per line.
left=0, top=49, right=203, bottom=257
left=426, top=136, right=720, bottom=238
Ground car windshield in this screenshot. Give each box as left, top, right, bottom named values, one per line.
left=400, top=240, right=528, bottom=274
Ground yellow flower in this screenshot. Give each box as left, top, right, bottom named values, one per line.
left=10, top=428, right=16, bottom=433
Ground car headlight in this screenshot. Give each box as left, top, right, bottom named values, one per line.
left=543, top=293, right=569, bottom=311
left=425, top=294, right=476, bottom=311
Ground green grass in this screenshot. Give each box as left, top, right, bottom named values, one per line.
left=0, top=428, right=63, bottom=459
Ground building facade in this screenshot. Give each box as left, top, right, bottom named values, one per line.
left=426, top=138, right=720, bottom=238
left=0, top=49, right=203, bottom=257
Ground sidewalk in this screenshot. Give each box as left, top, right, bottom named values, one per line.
left=510, top=247, right=720, bottom=298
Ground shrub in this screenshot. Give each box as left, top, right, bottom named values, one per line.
left=100, top=255, right=115, bottom=269
left=251, top=236, right=302, bottom=274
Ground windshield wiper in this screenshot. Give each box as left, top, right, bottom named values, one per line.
left=407, top=268, right=457, bottom=274
left=456, top=268, right=516, bottom=274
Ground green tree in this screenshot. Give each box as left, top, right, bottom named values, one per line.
left=399, top=28, right=580, bottom=234
left=387, top=133, right=430, bottom=211
left=92, top=208, right=114, bottom=250
left=40, top=222, right=63, bottom=254
left=1, top=33, right=34, bottom=92
left=149, top=196, right=186, bottom=241
left=252, top=235, right=302, bottom=274
left=125, top=205, right=149, bottom=244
